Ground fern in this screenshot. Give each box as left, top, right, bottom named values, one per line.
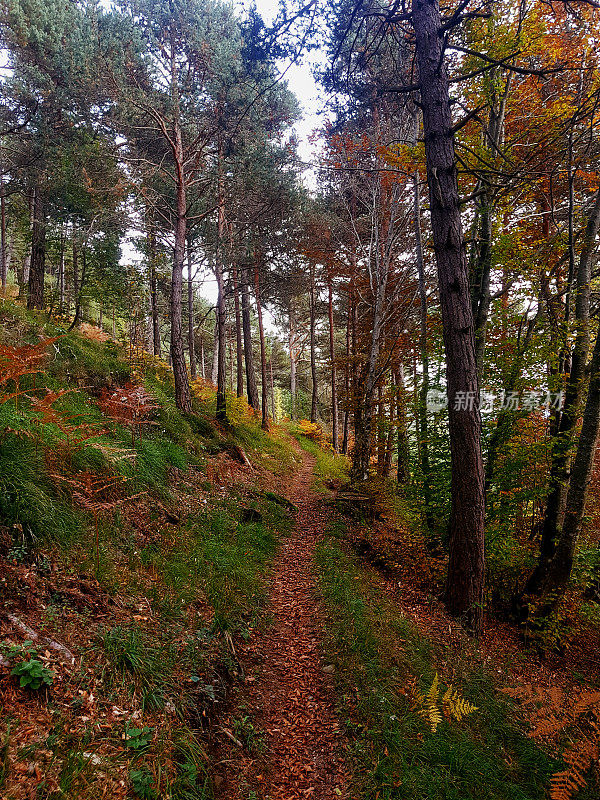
left=414, top=673, right=478, bottom=732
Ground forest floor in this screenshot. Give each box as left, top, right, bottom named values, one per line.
left=2, top=304, right=600, bottom=800
left=214, top=446, right=349, bottom=800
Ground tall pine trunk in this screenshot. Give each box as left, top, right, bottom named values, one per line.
left=309, top=262, right=318, bottom=423
left=27, top=188, right=46, bottom=310
left=171, top=175, right=192, bottom=413
left=241, top=265, right=259, bottom=410
left=233, top=265, right=244, bottom=397
left=215, top=165, right=227, bottom=423
left=532, top=187, right=600, bottom=574
left=413, top=0, right=485, bottom=631
left=254, top=263, right=269, bottom=429
left=187, top=238, right=196, bottom=380
left=328, top=268, right=339, bottom=451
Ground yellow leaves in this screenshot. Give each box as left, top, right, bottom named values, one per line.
left=297, top=419, right=324, bottom=443
left=413, top=673, right=478, bottom=733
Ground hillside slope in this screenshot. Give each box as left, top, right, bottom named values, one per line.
left=0, top=302, right=300, bottom=800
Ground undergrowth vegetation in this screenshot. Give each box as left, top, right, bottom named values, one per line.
left=0, top=301, right=297, bottom=800
left=316, top=538, right=559, bottom=800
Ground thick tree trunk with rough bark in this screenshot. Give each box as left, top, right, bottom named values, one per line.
left=215, top=166, right=227, bottom=423
left=27, top=188, right=46, bottom=310
left=413, top=0, right=485, bottom=630
left=171, top=172, right=193, bottom=413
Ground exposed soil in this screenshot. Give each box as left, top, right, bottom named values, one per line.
left=215, top=450, right=349, bottom=800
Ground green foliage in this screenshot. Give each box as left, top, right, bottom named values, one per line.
left=316, top=537, right=558, bottom=800
left=294, top=433, right=350, bottom=490
left=130, top=767, right=157, bottom=800
left=148, top=500, right=284, bottom=628
left=124, top=724, right=154, bottom=752
left=11, top=658, right=54, bottom=690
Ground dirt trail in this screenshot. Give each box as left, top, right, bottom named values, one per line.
left=216, top=450, right=349, bottom=800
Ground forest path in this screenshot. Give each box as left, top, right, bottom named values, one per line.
left=215, top=447, right=349, bottom=800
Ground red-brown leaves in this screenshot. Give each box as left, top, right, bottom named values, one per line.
left=96, top=383, right=158, bottom=445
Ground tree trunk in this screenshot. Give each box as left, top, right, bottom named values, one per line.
left=187, top=238, right=196, bottom=380
left=200, top=333, right=205, bottom=380
left=522, top=322, right=600, bottom=616
left=211, top=313, right=219, bottom=385
left=241, top=266, right=260, bottom=410
left=414, top=172, right=434, bottom=527
left=341, top=277, right=353, bottom=454
left=254, top=263, right=269, bottom=429
left=233, top=265, right=244, bottom=397
left=70, top=244, right=87, bottom=330
left=413, top=0, right=485, bottom=631
left=536, top=187, right=600, bottom=566
left=384, top=376, right=396, bottom=477
left=27, top=188, right=46, bottom=310
left=397, top=365, right=410, bottom=484
left=0, top=163, right=6, bottom=290
left=526, top=185, right=600, bottom=596
left=309, top=262, right=318, bottom=423
left=171, top=171, right=193, bottom=413
left=270, top=350, right=276, bottom=422
left=289, top=303, right=297, bottom=421
left=328, top=268, right=339, bottom=452
left=214, top=161, right=227, bottom=423
left=147, top=214, right=161, bottom=357
left=58, top=224, right=65, bottom=314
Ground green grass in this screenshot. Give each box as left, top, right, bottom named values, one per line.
left=315, top=537, right=559, bottom=800
left=143, top=495, right=290, bottom=628
left=294, top=433, right=350, bottom=489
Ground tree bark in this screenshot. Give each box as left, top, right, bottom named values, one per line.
left=215, top=171, right=227, bottom=422
left=0, top=162, right=6, bottom=291
left=147, top=213, right=161, bottom=357
left=254, top=263, right=269, bottom=429
left=270, top=350, right=276, bottom=422
left=533, top=186, right=600, bottom=572
left=241, top=265, right=260, bottom=410
left=341, top=276, right=353, bottom=454
left=534, top=325, right=600, bottom=604
left=70, top=244, right=86, bottom=330
left=58, top=224, right=65, bottom=315
left=414, top=171, right=434, bottom=527
left=309, top=262, right=318, bottom=423
left=412, top=0, right=485, bottom=631
left=168, top=33, right=192, bottom=414
left=171, top=172, right=193, bottom=413
left=27, top=188, right=46, bottom=310
left=289, top=303, right=297, bottom=421
left=187, top=238, right=196, bottom=380
left=328, top=267, right=339, bottom=451
left=396, top=365, right=410, bottom=484
left=233, top=265, right=244, bottom=397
